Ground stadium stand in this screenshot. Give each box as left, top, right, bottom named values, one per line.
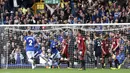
left=0, top=0, right=130, bottom=24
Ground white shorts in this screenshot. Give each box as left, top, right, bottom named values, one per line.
left=26, top=51, right=35, bottom=60
left=39, top=53, right=47, bottom=64
left=51, top=52, right=61, bottom=59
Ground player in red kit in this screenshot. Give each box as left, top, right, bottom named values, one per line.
left=110, top=33, right=120, bottom=69
left=76, top=32, right=86, bottom=70
left=60, top=39, right=70, bottom=68
left=101, top=34, right=112, bottom=68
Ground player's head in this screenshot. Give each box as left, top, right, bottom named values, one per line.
left=115, top=33, right=120, bottom=39
left=28, top=31, right=31, bottom=35
left=103, top=34, right=109, bottom=39
left=54, top=38, right=57, bottom=42
left=95, top=32, right=100, bottom=38
left=78, top=29, right=82, bottom=36
left=110, top=32, right=114, bottom=38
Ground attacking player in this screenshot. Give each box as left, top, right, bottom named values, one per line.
left=101, top=34, right=112, bottom=69
left=94, top=32, right=102, bottom=69
left=50, top=38, right=61, bottom=68
left=76, top=32, right=86, bottom=70
left=24, top=31, right=37, bottom=69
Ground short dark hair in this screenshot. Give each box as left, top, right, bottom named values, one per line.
left=104, top=34, right=109, bottom=39
left=28, top=31, right=31, bottom=35
left=95, top=32, right=100, bottom=37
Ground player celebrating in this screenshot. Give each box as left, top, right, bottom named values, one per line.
left=94, top=32, right=102, bottom=69
left=76, top=32, right=86, bottom=70
left=101, top=34, right=112, bottom=69
left=24, top=31, right=37, bottom=69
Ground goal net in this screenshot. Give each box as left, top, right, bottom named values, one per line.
left=1, top=24, right=130, bottom=69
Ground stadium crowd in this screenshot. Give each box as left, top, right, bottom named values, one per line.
left=0, top=26, right=130, bottom=69
left=0, top=0, right=130, bottom=24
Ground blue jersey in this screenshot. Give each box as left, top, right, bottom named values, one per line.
left=58, top=35, right=63, bottom=43
left=50, top=40, right=58, bottom=54
left=25, top=36, right=36, bottom=51
left=116, top=52, right=125, bottom=64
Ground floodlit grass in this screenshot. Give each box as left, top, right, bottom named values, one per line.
left=0, top=68, right=130, bottom=73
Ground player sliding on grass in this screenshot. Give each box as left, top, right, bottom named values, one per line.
left=24, top=31, right=37, bottom=69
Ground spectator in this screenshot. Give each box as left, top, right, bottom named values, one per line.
left=0, top=0, right=129, bottom=24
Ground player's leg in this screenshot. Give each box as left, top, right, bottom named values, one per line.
left=94, top=53, right=98, bottom=69
left=57, top=52, right=61, bottom=69
left=82, top=51, right=86, bottom=70
left=49, top=53, right=56, bottom=68
left=115, top=51, right=120, bottom=69
left=114, top=59, right=120, bottom=69
left=63, top=53, right=70, bottom=68
left=78, top=51, right=85, bottom=70
left=82, top=57, right=86, bottom=70
left=128, top=47, right=130, bottom=64
left=102, top=54, right=105, bottom=68
left=26, top=51, right=35, bottom=69
left=108, top=54, right=113, bottom=68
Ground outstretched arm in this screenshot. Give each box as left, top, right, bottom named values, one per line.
left=45, top=4, right=55, bottom=15
left=55, top=3, right=60, bottom=10
left=45, top=4, right=53, bottom=11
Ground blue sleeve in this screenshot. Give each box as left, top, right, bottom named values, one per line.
left=24, top=36, right=27, bottom=41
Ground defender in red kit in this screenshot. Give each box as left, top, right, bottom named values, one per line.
left=110, top=32, right=120, bottom=69
left=76, top=32, right=86, bottom=70
left=101, top=34, right=112, bottom=68
left=61, top=38, right=70, bottom=68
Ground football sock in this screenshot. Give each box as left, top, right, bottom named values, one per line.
left=95, top=60, right=97, bottom=67
left=67, top=61, right=70, bottom=67
left=109, top=61, right=112, bottom=68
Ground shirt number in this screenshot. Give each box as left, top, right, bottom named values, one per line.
left=29, top=40, right=33, bottom=46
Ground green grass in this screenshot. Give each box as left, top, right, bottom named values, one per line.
left=0, top=68, right=130, bottom=73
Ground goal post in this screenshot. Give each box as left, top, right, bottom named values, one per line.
left=1, top=23, right=130, bottom=69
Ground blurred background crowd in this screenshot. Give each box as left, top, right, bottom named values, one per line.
left=0, top=0, right=130, bottom=24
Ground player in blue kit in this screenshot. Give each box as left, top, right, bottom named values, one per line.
left=50, top=38, right=61, bottom=68
left=24, top=31, right=37, bottom=69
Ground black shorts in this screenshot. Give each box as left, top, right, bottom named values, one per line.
left=95, top=52, right=102, bottom=57
left=128, top=49, right=130, bottom=55
left=103, top=53, right=111, bottom=58
left=62, top=53, right=69, bottom=58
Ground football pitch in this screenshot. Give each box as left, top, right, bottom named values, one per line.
left=0, top=68, right=130, bottom=73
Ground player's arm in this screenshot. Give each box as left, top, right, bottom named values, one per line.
left=61, top=44, right=66, bottom=55
left=83, top=38, right=87, bottom=55
left=93, top=40, right=96, bottom=56
left=23, top=40, right=26, bottom=50
left=101, top=41, right=106, bottom=55
left=110, top=41, right=114, bottom=53
left=113, top=39, right=119, bottom=51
